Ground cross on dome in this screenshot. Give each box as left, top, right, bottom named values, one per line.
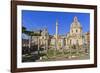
left=74, top=16, right=78, bottom=22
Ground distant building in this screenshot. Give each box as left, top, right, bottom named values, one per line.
left=31, top=36, right=39, bottom=46
left=31, top=29, right=49, bottom=50
left=49, top=35, right=56, bottom=48
left=84, top=32, right=90, bottom=44
left=57, top=35, right=66, bottom=49
left=40, top=28, right=49, bottom=45
left=84, top=31, right=90, bottom=50
left=22, top=39, right=29, bottom=47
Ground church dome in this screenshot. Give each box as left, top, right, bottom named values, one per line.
left=71, top=16, right=82, bottom=29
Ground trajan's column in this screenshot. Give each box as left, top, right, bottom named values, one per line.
left=56, top=20, right=59, bottom=50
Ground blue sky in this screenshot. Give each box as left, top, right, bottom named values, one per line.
left=22, top=10, right=90, bottom=35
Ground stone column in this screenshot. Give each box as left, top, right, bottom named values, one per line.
left=56, top=20, right=59, bottom=50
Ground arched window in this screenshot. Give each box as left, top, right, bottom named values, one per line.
left=76, top=29, right=78, bottom=33
left=76, top=40, right=78, bottom=44
left=72, top=30, right=73, bottom=33
left=70, top=39, right=71, bottom=44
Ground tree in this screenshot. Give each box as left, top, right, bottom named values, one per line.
left=22, top=26, right=33, bottom=49
left=22, top=26, right=26, bottom=33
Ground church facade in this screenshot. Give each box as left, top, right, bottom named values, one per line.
left=66, top=16, right=83, bottom=49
